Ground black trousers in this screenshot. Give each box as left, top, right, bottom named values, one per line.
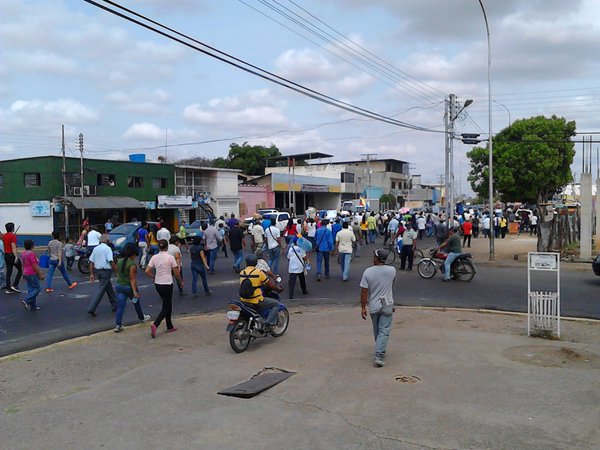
left=463, top=234, right=472, bottom=248
left=153, top=283, right=174, bottom=329
left=288, top=272, right=307, bottom=298
left=400, top=245, right=414, bottom=270
left=5, top=253, right=22, bottom=288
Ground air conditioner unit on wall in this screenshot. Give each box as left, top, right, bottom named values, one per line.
left=72, top=186, right=97, bottom=196
left=73, top=186, right=83, bottom=196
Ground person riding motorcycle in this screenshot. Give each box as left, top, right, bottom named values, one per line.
left=239, top=254, right=283, bottom=330
left=437, top=227, right=462, bottom=283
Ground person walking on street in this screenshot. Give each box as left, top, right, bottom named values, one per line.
left=461, top=218, right=473, bottom=248
left=168, top=236, right=187, bottom=296
left=45, top=231, right=77, bottom=292
left=104, top=218, right=113, bottom=232
left=156, top=224, right=170, bottom=242
left=286, top=237, right=308, bottom=299
left=64, top=237, right=75, bottom=270
left=189, top=236, right=210, bottom=297
left=113, top=244, right=151, bottom=332
left=352, top=220, right=362, bottom=257
left=3, top=222, right=22, bottom=293
left=203, top=222, right=222, bottom=274
left=176, top=220, right=190, bottom=252
left=145, top=239, right=183, bottom=338
left=21, top=239, right=45, bottom=311
left=265, top=218, right=283, bottom=275
left=314, top=219, right=333, bottom=281
left=530, top=213, right=538, bottom=236
left=360, top=248, right=397, bottom=367
left=218, top=223, right=228, bottom=258
left=399, top=224, right=418, bottom=271
left=137, top=222, right=149, bottom=268
left=87, top=234, right=118, bottom=316
left=0, top=233, right=6, bottom=291
left=228, top=221, right=246, bottom=273
left=434, top=218, right=448, bottom=246
left=148, top=225, right=160, bottom=263
left=335, top=221, right=356, bottom=281
left=416, top=213, right=427, bottom=240
left=251, top=218, right=265, bottom=253
left=366, top=212, right=377, bottom=244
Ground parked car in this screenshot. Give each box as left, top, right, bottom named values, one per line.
left=257, top=208, right=278, bottom=216
left=185, top=219, right=209, bottom=243
left=109, top=221, right=158, bottom=254
left=263, top=212, right=292, bottom=232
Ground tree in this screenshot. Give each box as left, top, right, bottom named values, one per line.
left=467, top=115, right=576, bottom=204
left=176, top=156, right=215, bottom=167
left=379, top=193, right=396, bottom=209
left=213, top=142, right=281, bottom=176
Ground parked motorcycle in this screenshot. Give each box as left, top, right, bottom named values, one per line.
left=417, top=247, right=476, bottom=281
left=226, top=275, right=289, bottom=353
left=75, top=246, right=91, bottom=275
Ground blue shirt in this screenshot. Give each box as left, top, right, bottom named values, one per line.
left=314, top=227, right=334, bottom=252
left=331, top=222, right=342, bottom=242
left=138, top=227, right=148, bottom=242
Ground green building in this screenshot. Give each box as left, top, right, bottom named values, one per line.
left=0, top=156, right=174, bottom=244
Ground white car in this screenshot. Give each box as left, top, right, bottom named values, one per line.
left=263, top=212, right=292, bottom=232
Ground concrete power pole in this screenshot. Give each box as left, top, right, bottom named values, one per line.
left=61, top=125, right=70, bottom=238
left=79, top=133, right=85, bottom=221
left=361, top=153, right=377, bottom=209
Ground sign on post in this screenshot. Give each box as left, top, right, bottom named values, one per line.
left=527, top=252, right=560, bottom=337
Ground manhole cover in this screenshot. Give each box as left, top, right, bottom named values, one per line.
left=395, top=375, right=421, bottom=383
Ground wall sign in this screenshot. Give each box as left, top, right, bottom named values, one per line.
left=30, top=201, right=51, bottom=217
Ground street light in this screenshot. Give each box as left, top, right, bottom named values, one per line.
left=493, top=100, right=511, bottom=126
left=477, top=0, right=494, bottom=261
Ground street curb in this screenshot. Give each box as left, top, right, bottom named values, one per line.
left=3, top=304, right=600, bottom=362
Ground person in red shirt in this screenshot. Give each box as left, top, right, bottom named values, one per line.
left=462, top=218, right=473, bottom=248
left=3, top=222, right=22, bottom=293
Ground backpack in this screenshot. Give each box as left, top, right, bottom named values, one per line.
left=239, top=268, right=258, bottom=299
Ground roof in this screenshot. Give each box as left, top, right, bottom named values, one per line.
left=265, top=152, right=333, bottom=164
left=174, top=165, right=241, bottom=173
left=58, top=196, right=145, bottom=210
left=315, top=158, right=409, bottom=165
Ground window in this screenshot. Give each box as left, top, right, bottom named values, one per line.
left=0, top=174, right=3, bottom=189
left=152, top=177, right=167, bottom=189
left=24, top=172, right=41, bottom=187
left=97, top=174, right=116, bottom=187
left=127, top=176, right=143, bottom=188
left=340, top=172, right=355, bottom=183
left=65, top=172, right=81, bottom=188
left=391, top=181, right=396, bottom=189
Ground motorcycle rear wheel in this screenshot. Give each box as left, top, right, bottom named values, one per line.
left=78, top=256, right=90, bottom=275
left=453, top=260, right=475, bottom=282
left=270, top=309, right=290, bottom=337
left=417, top=259, right=437, bottom=279
left=229, top=319, right=251, bottom=353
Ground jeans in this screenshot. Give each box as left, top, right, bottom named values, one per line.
left=232, top=249, right=244, bottom=271
left=368, top=230, right=377, bottom=244
left=208, top=247, right=219, bottom=272
left=444, top=252, right=461, bottom=280
left=115, top=284, right=145, bottom=326
left=316, top=251, right=330, bottom=277
left=400, top=244, right=414, bottom=270
left=0, top=265, right=6, bottom=291
left=339, top=252, right=352, bottom=280
left=371, top=312, right=393, bottom=359
left=154, top=283, right=174, bottom=330
left=5, top=253, right=22, bottom=288
left=24, top=274, right=40, bottom=308
left=288, top=272, right=307, bottom=298
left=191, top=263, right=210, bottom=294
left=138, top=242, right=148, bottom=268
left=46, top=259, right=73, bottom=289
left=148, top=245, right=159, bottom=265
left=267, top=247, right=280, bottom=274
left=255, top=297, right=281, bottom=326
left=88, top=269, right=117, bottom=313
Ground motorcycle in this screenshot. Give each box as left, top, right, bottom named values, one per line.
left=74, top=246, right=91, bottom=275
left=226, top=277, right=289, bottom=353
left=417, top=247, right=476, bottom=281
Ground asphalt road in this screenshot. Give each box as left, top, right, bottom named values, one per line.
left=1, top=236, right=599, bottom=356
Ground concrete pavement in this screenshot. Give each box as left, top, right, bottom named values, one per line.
left=1, top=305, right=599, bottom=449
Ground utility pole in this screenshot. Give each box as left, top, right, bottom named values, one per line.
left=79, top=133, right=85, bottom=221
left=448, top=93, right=457, bottom=223
left=361, top=153, right=377, bottom=209
left=62, top=125, right=70, bottom=238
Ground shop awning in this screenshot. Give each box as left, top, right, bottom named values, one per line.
left=60, top=196, right=145, bottom=210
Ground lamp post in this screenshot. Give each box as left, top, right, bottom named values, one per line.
left=493, top=100, right=511, bottom=126
left=478, top=0, right=494, bottom=261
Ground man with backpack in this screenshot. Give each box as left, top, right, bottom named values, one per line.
left=239, top=254, right=282, bottom=330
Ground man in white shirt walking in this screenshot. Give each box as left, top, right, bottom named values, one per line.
left=335, top=221, right=356, bottom=281
left=87, top=234, right=118, bottom=316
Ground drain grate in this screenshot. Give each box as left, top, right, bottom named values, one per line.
left=395, top=375, right=421, bottom=384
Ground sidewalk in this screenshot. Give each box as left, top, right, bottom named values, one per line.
left=1, top=306, right=599, bottom=449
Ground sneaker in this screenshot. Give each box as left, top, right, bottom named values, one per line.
left=45, top=288, right=54, bottom=293
left=373, top=357, right=385, bottom=367
left=22, top=300, right=30, bottom=310
left=179, top=291, right=188, bottom=296
left=114, top=325, right=123, bottom=333
left=10, top=286, right=21, bottom=293
left=205, top=290, right=212, bottom=296
left=5, top=289, right=13, bottom=294
left=151, top=324, right=157, bottom=338
left=30, top=306, right=41, bottom=312
left=141, top=314, right=151, bottom=323
left=68, top=282, right=78, bottom=289
left=166, top=327, right=178, bottom=333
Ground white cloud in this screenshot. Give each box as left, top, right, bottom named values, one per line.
left=275, top=48, right=343, bottom=82
left=0, top=99, right=98, bottom=131
left=123, top=123, right=165, bottom=140
left=106, top=89, right=171, bottom=114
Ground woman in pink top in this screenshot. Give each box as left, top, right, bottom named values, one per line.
left=145, top=239, right=183, bottom=338
left=21, top=239, right=45, bottom=311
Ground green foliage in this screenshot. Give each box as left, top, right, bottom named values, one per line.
left=379, top=193, right=396, bottom=208
left=467, top=115, right=576, bottom=204
left=215, top=142, right=281, bottom=176
left=176, top=156, right=214, bottom=167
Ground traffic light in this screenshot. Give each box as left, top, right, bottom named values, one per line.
left=461, top=133, right=481, bottom=145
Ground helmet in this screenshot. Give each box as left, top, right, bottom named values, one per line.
left=245, top=254, right=258, bottom=267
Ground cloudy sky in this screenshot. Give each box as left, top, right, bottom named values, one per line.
left=2, top=0, right=600, bottom=194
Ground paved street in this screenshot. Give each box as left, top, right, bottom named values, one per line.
left=1, top=234, right=599, bottom=356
